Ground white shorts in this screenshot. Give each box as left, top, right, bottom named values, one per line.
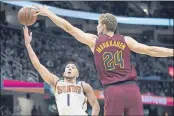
left=59, top=106, right=88, bottom=116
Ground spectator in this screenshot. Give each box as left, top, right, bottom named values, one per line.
left=37, top=106, right=42, bottom=115
left=31, top=105, right=37, bottom=116
left=163, top=112, right=169, bottom=116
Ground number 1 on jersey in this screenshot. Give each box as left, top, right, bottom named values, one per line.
left=67, top=94, right=70, bottom=106
left=103, top=51, right=124, bottom=70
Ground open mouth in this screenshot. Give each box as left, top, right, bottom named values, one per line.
left=68, top=72, right=71, bottom=74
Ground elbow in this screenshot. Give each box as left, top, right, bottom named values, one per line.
left=32, top=61, right=41, bottom=70
left=64, top=25, right=71, bottom=33
left=145, top=51, right=157, bottom=57
left=147, top=53, right=157, bottom=57
left=93, top=102, right=100, bottom=112
left=63, top=22, right=74, bottom=33
left=96, top=103, right=100, bottom=111
left=145, top=47, right=162, bottom=57
left=97, top=104, right=100, bottom=112
left=144, top=46, right=156, bottom=57
left=147, top=46, right=155, bottom=52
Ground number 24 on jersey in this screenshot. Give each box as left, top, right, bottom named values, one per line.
left=103, top=51, right=124, bottom=70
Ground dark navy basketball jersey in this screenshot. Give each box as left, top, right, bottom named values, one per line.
left=94, top=34, right=137, bottom=86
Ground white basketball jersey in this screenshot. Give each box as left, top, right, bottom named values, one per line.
left=54, top=80, right=87, bottom=115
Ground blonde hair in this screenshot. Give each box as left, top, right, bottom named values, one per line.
left=99, top=13, right=117, bottom=32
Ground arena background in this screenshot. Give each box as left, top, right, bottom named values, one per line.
left=0, top=1, right=173, bottom=116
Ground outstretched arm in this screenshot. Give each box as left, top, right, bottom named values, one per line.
left=23, top=26, right=59, bottom=87
left=83, top=82, right=100, bottom=116
left=125, top=36, right=174, bottom=57
left=32, top=5, right=97, bottom=50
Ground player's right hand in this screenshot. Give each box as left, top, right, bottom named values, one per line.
left=31, top=4, right=49, bottom=16
left=23, top=26, right=32, bottom=45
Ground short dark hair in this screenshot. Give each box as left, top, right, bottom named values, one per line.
left=65, top=61, right=79, bottom=71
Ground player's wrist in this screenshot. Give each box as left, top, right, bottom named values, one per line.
left=46, top=10, right=55, bottom=17
left=25, top=43, right=31, bottom=47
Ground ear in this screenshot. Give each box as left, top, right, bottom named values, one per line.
left=76, top=72, right=79, bottom=78
left=63, top=72, right=65, bottom=77
left=103, top=24, right=107, bottom=30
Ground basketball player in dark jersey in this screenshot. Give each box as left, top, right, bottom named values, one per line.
left=33, top=5, right=174, bottom=115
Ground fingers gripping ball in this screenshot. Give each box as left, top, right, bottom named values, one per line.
left=18, top=7, right=37, bottom=26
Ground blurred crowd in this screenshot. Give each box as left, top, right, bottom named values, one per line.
left=0, top=106, right=12, bottom=116
left=31, top=105, right=42, bottom=116
left=138, top=80, right=173, bottom=97
left=0, top=24, right=173, bottom=96
left=39, top=1, right=128, bottom=16
left=38, top=1, right=173, bottom=18
left=0, top=96, right=43, bottom=116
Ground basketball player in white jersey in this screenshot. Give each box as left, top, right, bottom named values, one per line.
left=23, top=26, right=100, bottom=115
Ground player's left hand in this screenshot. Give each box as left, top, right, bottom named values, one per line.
left=30, top=4, right=49, bottom=16
left=23, top=26, right=32, bottom=45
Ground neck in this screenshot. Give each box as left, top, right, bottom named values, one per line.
left=103, top=30, right=114, bottom=37
left=64, top=78, right=76, bottom=83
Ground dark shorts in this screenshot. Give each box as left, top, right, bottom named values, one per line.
left=104, top=81, right=144, bottom=116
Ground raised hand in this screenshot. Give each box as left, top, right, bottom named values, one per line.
left=31, top=4, right=50, bottom=16
left=23, top=26, right=32, bottom=45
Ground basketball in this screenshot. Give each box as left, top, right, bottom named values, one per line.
left=17, top=7, right=37, bottom=26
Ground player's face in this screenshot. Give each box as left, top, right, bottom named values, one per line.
left=97, top=20, right=104, bottom=35
left=63, top=64, right=79, bottom=79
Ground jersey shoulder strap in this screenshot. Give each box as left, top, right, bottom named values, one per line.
left=76, top=81, right=85, bottom=94
left=81, top=81, right=86, bottom=96
left=54, top=79, right=62, bottom=90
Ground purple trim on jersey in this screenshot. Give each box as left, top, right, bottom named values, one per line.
left=67, top=94, right=70, bottom=106
left=54, top=79, right=60, bottom=90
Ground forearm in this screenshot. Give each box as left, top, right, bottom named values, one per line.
left=26, top=44, right=41, bottom=69
left=91, top=102, right=100, bottom=116
left=46, top=10, right=72, bottom=32
left=148, top=46, right=174, bottom=57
